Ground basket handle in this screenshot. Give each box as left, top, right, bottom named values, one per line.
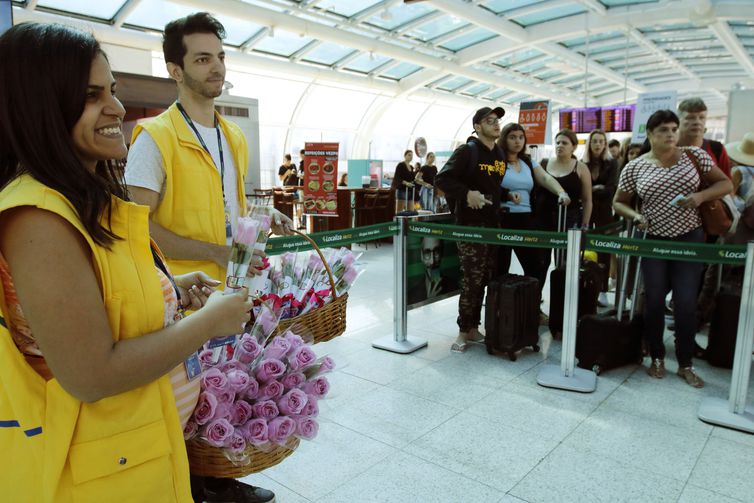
left=286, top=229, right=339, bottom=300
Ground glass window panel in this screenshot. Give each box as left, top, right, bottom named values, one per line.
left=381, top=62, right=422, bottom=80
left=288, top=128, right=354, bottom=163
left=258, top=125, right=287, bottom=188
left=463, top=84, right=492, bottom=96
left=537, top=69, right=564, bottom=80
left=296, top=85, right=376, bottom=130
left=561, top=31, right=625, bottom=48
left=512, top=4, right=586, bottom=27
left=225, top=71, right=308, bottom=125
left=437, top=76, right=472, bottom=92
left=344, top=53, right=391, bottom=73
left=640, top=22, right=696, bottom=33
left=253, top=30, right=315, bottom=57
left=365, top=3, right=434, bottom=31
left=373, top=99, right=429, bottom=136
left=413, top=104, right=474, bottom=148
left=440, top=28, right=498, bottom=51
left=322, top=0, right=383, bottom=18
left=494, top=48, right=544, bottom=68
left=406, top=16, right=469, bottom=42
left=486, top=89, right=509, bottom=100
left=481, top=0, right=542, bottom=14
left=301, top=42, right=354, bottom=65
left=37, top=0, right=124, bottom=19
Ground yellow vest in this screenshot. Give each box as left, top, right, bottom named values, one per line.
left=0, top=176, right=192, bottom=502
left=132, top=103, right=249, bottom=280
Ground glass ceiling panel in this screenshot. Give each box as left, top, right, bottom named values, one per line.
left=640, top=22, right=697, bottom=33
left=481, top=0, right=542, bottom=15
left=441, top=28, right=497, bottom=52
left=322, top=0, right=382, bottom=18
left=301, top=42, right=354, bottom=66
left=463, top=84, right=492, bottom=96
left=494, top=48, right=544, bottom=68
left=366, top=3, right=434, bottom=31
left=561, top=31, right=625, bottom=48
left=406, top=15, right=469, bottom=42
left=486, top=89, right=510, bottom=100
left=381, top=62, right=422, bottom=80
left=512, top=4, right=586, bottom=27
left=253, top=30, right=315, bottom=57
left=344, top=53, right=391, bottom=73
left=437, top=76, right=472, bottom=92
left=600, top=0, right=658, bottom=6
left=37, top=0, right=124, bottom=19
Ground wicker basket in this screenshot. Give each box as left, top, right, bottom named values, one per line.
left=187, top=437, right=300, bottom=478
left=272, top=229, right=348, bottom=343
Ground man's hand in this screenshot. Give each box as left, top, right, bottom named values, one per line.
left=270, top=208, right=294, bottom=235
left=466, top=190, right=491, bottom=210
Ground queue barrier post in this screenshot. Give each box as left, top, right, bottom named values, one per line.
left=698, top=240, right=754, bottom=433
left=372, top=216, right=428, bottom=354
left=537, top=228, right=597, bottom=393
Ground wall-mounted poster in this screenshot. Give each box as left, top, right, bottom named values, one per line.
left=518, top=100, right=550, bottom=144
left=303, top=142, right=339, bottom=216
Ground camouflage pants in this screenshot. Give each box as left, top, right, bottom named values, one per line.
left=457, top=241, right=495, bottom=331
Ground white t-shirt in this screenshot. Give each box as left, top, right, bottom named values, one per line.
left=125, top=124, right=240, bottom=243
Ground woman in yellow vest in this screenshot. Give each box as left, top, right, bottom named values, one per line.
left=0, top=23, right=254, bottom=502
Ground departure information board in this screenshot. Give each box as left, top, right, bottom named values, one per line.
left=559, top=105, right=635, bottom=133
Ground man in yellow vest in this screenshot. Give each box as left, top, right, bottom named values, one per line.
left=125, top=12, right=283, bottom=503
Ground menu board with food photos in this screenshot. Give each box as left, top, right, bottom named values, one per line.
left=303, top=142, right=339, bottom=216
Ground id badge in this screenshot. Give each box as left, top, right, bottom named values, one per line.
left=184, top=352, right=202, bottom=381
left=225, top=209, right=233, bottom=239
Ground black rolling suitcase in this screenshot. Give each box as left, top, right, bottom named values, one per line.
left=484, top=274, right=540, bottom=361
left=576, top=226, right=646, bottom=374
left=706, top=284, right=740, bottom=369
left=396, top=186, right=418, bottom=217
left=548, top=205, right=602, bottom=339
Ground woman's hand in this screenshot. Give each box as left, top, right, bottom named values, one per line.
left=270, top=208, right=294, bottom=235
left=202, top=288, right=253, bottom=337
left=557, top=192, right=571, bottom=206
left=246, top=248, right=266, bottom=277
left=679, top=193, right=705, bottom=209
left=634, top=213, right=648, bottom=230
left=175, top=272, right=221, bottom=310
left=508, top=192, right=521, bottom=204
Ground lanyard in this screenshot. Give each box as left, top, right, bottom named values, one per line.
left=151, top=244, right=182, bottom=309
left=176, top=102, right=226, bottom=204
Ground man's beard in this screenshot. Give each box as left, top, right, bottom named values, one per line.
left=183, top=70, right=223, bottom=99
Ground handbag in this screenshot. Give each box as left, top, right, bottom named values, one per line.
left=687, top=150, right=739, bottom=236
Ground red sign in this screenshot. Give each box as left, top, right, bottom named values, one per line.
left=303, top=142, right=339, bottom=216
left=518, top=100, right=550, bottom=145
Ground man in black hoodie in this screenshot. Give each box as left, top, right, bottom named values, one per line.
left=436, top=106, right=506, bottom=352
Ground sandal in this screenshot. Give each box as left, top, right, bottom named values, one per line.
left=450, top=342, right=468, bottom=353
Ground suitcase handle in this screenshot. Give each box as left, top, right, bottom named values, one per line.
left=616, top=224, right=647, bottom=321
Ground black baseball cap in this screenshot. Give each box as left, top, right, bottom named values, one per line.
left=472, top=106, right=505, bottom=128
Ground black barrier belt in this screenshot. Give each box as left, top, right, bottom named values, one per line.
left=266, top=222, right=398, bottom=255
left=407, top=221, right=567, bottom=249
left=585, top=234, right=747, bottom=265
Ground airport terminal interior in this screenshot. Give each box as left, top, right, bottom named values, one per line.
left=6, top=0, right=754, bottom=501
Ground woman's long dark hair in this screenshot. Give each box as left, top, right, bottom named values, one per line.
left=0, top=23, right=127, bottom=246
left=499, top=123, right=533, bottom=167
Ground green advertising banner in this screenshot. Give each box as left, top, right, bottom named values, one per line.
left=407, top=221, right=567, bottom=250
left=266, top=222, right=398, bottom=255
left=585, top=235, right=747, bottom=265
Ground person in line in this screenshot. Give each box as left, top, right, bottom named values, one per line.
left=392, top=149, right=416, bottom=212
left=299, top=148, right=306, bottom=184
left=415, top=151, right=438, bottom=211
left=125, top=12, right=283, bottom=502
left=496, top=123, right=570, bottom=322
left=728, top=132, right=754, bottom=213
left=613, top=110, right=732, bottom=388
left=0, top=22, right=255, bottom=502
left=278, top=153, right=299, bottom=186
left=582, top=129, right=618, bottom=306
left=677, top=97, right=732, bottom=179
left=436, top=106, right=506, bottom=352
left=338, top=172, right=349, bottom=187
left=622, top=142, right=642, bottom=170
left=608, top=138, right=622, bottom=160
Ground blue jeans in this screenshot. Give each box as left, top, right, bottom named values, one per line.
left=641, top=227, right=705, bottom=367
left=419, top=187, right=434, bottom=211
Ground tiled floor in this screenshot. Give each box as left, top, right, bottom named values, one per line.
left=241, top=243, right=754, bottom=502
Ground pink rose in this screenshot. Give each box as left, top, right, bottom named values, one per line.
left=225, top=430, right=247, bottom=454
left=299, top=394, right=319, bottom=417
left=236, top=217, right=259, bottom=246
left=251, top=399, right=279, bottom=420
left=215, top=388, right=236, bottom=405
left=255, top=309, right=278, bottom=337
left=244, top=377, right=260, bottom=400
left=193, top=392, right=219, bottom=425
left=263, top=336, right=291, bottom=360
left=230, top=400, right=254, bottom=426
left=288, top=346, right=317, bottom=371
left=276, top=388, right=308, bottom=416
left=319, top=356, right=336, bottom=373
left=226, top=369, right=251, bottom=394
left=342, top=265, right=358, bottom=285
left=281, top=372, right=306, bottom=390
left=260, top=380, right=284, bottom=400
left=219, top=360, right=246, bottom=374
left=183, top=420, right=198, bottom=440
left=235, top=334, right=262, bottom=364
left=340, top=251, right=355, bottom=268
left=255, top=358, right=286, bottom=383
left=213, top=401, right=232, bottom=421
left=295, top=417, right=319, bottom=440
left=243, top=418, right=269, bottom=446
left=202, top=418, right=234, bottom=447
left=201, top=367, right=229, bottom=394
left=267, top=416, right=296, bottom=445
left=282, top=331, right=305, bottom=352
left=302, top=377, right=330, bottom=399
left=198, top=349, right=216, bottom=369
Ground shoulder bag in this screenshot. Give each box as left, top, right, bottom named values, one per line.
left=687, top=149, right=739, bottom=236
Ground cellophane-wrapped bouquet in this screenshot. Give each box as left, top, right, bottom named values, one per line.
left=185, top=303, right=334, bottom=464
left=251, top=247, right=362, bottom=320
